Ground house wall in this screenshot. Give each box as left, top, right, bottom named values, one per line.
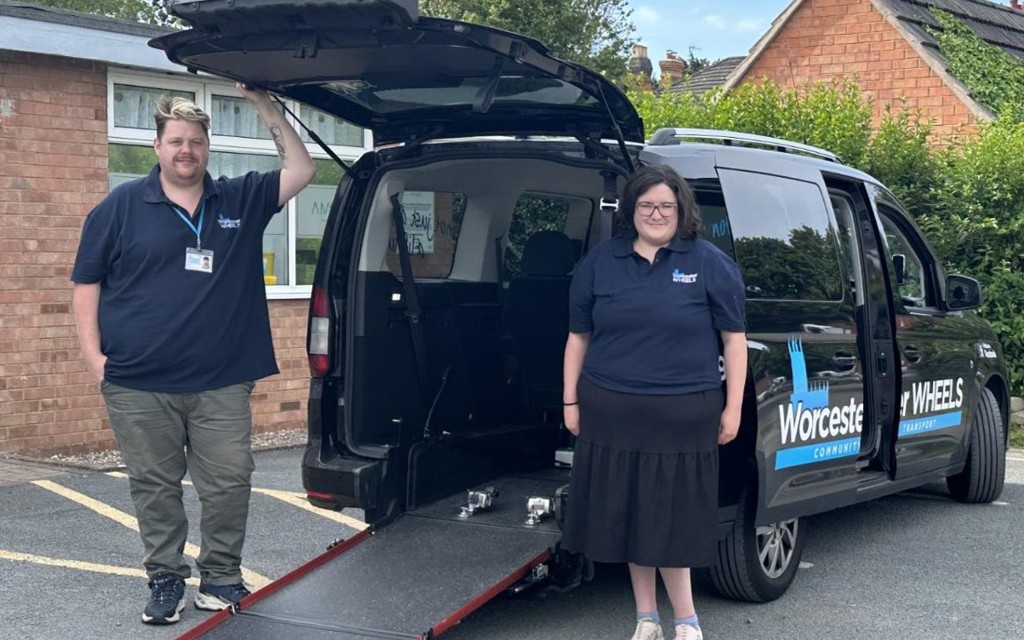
left=0, top=50, right=309, bottom=455
left=737, top=0, right=980, bottom=139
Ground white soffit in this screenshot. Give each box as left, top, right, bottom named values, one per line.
left=0, top=14, right=181, bottom=73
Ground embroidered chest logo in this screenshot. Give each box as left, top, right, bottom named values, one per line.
left=672, top=269, right=698, bottom=284
left=217, top=215, right=241, bottom=229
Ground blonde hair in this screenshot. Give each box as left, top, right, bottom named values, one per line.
left=154, top=96, right=211, bottom=139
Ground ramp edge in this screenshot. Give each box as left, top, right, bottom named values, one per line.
left=176, top=528, right=374, bottom=640
left=429, top=548, right=551, bottom=637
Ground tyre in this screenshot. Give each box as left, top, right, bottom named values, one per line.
left=710, top=484, right=805, bottom=602
left=947, top=387, right=1005, bottom=503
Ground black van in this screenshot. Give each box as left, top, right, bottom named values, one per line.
left=155, top=0, right=1009, bottom=622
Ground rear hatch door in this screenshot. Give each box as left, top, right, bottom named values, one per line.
left=151, top=0, right=643, bottom=148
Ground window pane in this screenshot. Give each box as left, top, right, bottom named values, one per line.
left=719, top=169, right=843, bottom=301
left=386, top=191, right=466, bottom=279
left=295, top=159, right=347, bottom=285
left=503, top=195, right=571, bottom=279
left=211, top=151, right=288, bottom=285
left=108, top=143, right=155, bottom=189
left=693, top=186, right=735, bottom=258
left=211, top=95, right=275, bottom=140
left=881, top=214, right=927, bottom=304
left=298, top=104, right=364, bottom=147
left=113, top=84, right=194, bottom=129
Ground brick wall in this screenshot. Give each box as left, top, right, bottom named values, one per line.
left=0, top=51, right=110, bottom=455
left=737, top=0, right=980, bottom=139
left=0, top=51, right=310, bottom=455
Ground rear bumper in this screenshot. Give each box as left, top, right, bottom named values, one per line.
left=302, top=442, right=382, bottom=511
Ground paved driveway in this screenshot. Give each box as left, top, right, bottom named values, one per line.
left=1, top=449, right=1022, bottom=639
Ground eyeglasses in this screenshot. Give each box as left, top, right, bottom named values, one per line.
left=636, top=202, right=678, bottom=216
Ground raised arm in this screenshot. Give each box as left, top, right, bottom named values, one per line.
left=237, top=83, right=317, bottom=206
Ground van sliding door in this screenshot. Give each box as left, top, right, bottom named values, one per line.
left=716, top=164, right=862, bottom=523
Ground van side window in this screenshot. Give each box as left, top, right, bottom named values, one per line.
left=718, top=169, right=843, bottom=301
left=693, top=186, right=735, bottom=258
left=828, top=192, right=864, bottom=299
left=386, top=191, right=466, bottom=279
left=877, top=208, right=931, bottom=307
left=502, top=195, right=572, bottom=279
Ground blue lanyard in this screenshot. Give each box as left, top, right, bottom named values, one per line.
left=170, top=201, right=205, bottom=250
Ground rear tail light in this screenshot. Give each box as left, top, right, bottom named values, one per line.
left=308, top=284, right=330, bottom=377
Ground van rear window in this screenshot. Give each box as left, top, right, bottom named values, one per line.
left=718, top=169, right=843, bottom=301
left=386, top=191, right=466, bottom=279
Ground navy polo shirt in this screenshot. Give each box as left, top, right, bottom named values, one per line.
left=569, top=236, right=745, bottom=395
left=71, top=164, right=282, bottom=393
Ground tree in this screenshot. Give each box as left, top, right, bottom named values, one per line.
left=29, top=0, right=177, bottom=26
left=686, top=47, right=712, bottom=76
left=421, top=0, right=635, bottom=84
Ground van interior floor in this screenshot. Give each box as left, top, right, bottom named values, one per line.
left=188, top=467, right=571, bottom=639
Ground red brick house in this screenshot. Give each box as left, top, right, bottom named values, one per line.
left=0, top=3, right=369, bottom=455
left=725, top=0, right=1024, bottom=138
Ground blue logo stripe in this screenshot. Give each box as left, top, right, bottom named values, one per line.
left=897, top=411, right=962, bottom=437
left=775, top=437, right=861, bottom=470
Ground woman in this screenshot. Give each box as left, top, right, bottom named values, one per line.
left=561, top=164, right=747, bottom=640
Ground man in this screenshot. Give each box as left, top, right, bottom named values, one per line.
left=71, top=84, right=316, bottom=625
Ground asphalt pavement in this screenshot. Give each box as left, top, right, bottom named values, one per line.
left=1, top=448, right=1022, bottom=640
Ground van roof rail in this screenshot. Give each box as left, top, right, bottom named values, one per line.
left=648, top=128, right=843, bottom=164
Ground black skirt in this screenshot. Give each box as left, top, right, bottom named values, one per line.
left=560, top=376, right=723, bottom=568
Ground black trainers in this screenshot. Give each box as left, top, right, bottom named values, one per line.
left=142, top=573, right=186, bottom=625
left=194, top=581, right=251, bottom=611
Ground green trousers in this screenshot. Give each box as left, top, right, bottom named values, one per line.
left=101, top=380, right=255, bottom=585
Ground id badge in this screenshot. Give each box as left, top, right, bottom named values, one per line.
left=185, top=247, right=215, bottom=273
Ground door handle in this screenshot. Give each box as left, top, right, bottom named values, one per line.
left=903, top=345, right=922, bottom=363
left=832, top=352, right=858, bottom=371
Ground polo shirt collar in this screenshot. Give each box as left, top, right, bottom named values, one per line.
left=611, top=236, right=696, bottom=257
left=141, top=164, right=216, bottom=205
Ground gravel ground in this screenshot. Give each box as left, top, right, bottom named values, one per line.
left=5, top=428, right=307, bottom=472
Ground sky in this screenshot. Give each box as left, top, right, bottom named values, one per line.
left=629, top=0, right=794, bottom=75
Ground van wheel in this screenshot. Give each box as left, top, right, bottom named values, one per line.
left=947, top=387, right=1005, bottom=503
left=710, top=485, right=804, bottom=602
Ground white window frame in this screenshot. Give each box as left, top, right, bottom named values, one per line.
left=107, top=69, right=372, bottom=299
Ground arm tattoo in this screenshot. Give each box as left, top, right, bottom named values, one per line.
left=269, top=123, right=286, bottom=159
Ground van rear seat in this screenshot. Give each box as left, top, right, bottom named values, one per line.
left=505, top=230, right=577, bottom=416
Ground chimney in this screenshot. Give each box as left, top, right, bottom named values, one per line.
left=1012, top=0, right=1022, bottom=11
left=628, top=44, right=654, bottom=91
left=658, top=50, right=687, bottom=88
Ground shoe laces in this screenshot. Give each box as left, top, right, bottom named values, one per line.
left=674, top=624, right=702, bottom=640
left=149, top=574, right=183, bottom=605
left=631, top=620, right=663, bottom=640
left=204, top=582, right=251, bottom=601
left=221, top=583, right=251, bottom=600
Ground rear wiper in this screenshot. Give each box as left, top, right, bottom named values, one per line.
left=272, top=95, right=356, bottom=180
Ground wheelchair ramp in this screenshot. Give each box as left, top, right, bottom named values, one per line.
left=180, top=472, right=567, bottom=639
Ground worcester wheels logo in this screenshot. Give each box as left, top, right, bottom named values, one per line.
left=773, top=337, right=966, bottom=470
left=775, top=338, right=863, bottom=470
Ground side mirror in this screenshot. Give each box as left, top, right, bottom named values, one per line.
left=945, top=274, right=981, bottom=311
left=891, top=254, right=907, bottom=286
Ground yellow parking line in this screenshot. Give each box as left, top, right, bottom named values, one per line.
left=31, top=479, right=269, bottom=588
left=0, top=550, right=199, bottom=586
left=251, top=486, right=368, bottom=531
left=106, top=471, right=368, bottom=531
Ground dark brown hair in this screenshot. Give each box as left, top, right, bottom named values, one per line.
left=614, top=164, right=701, bottom=240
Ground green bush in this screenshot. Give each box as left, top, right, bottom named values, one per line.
left=918, top=117, right=1024, bottom=390
left=629, top=79, right=1024, bottom=394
